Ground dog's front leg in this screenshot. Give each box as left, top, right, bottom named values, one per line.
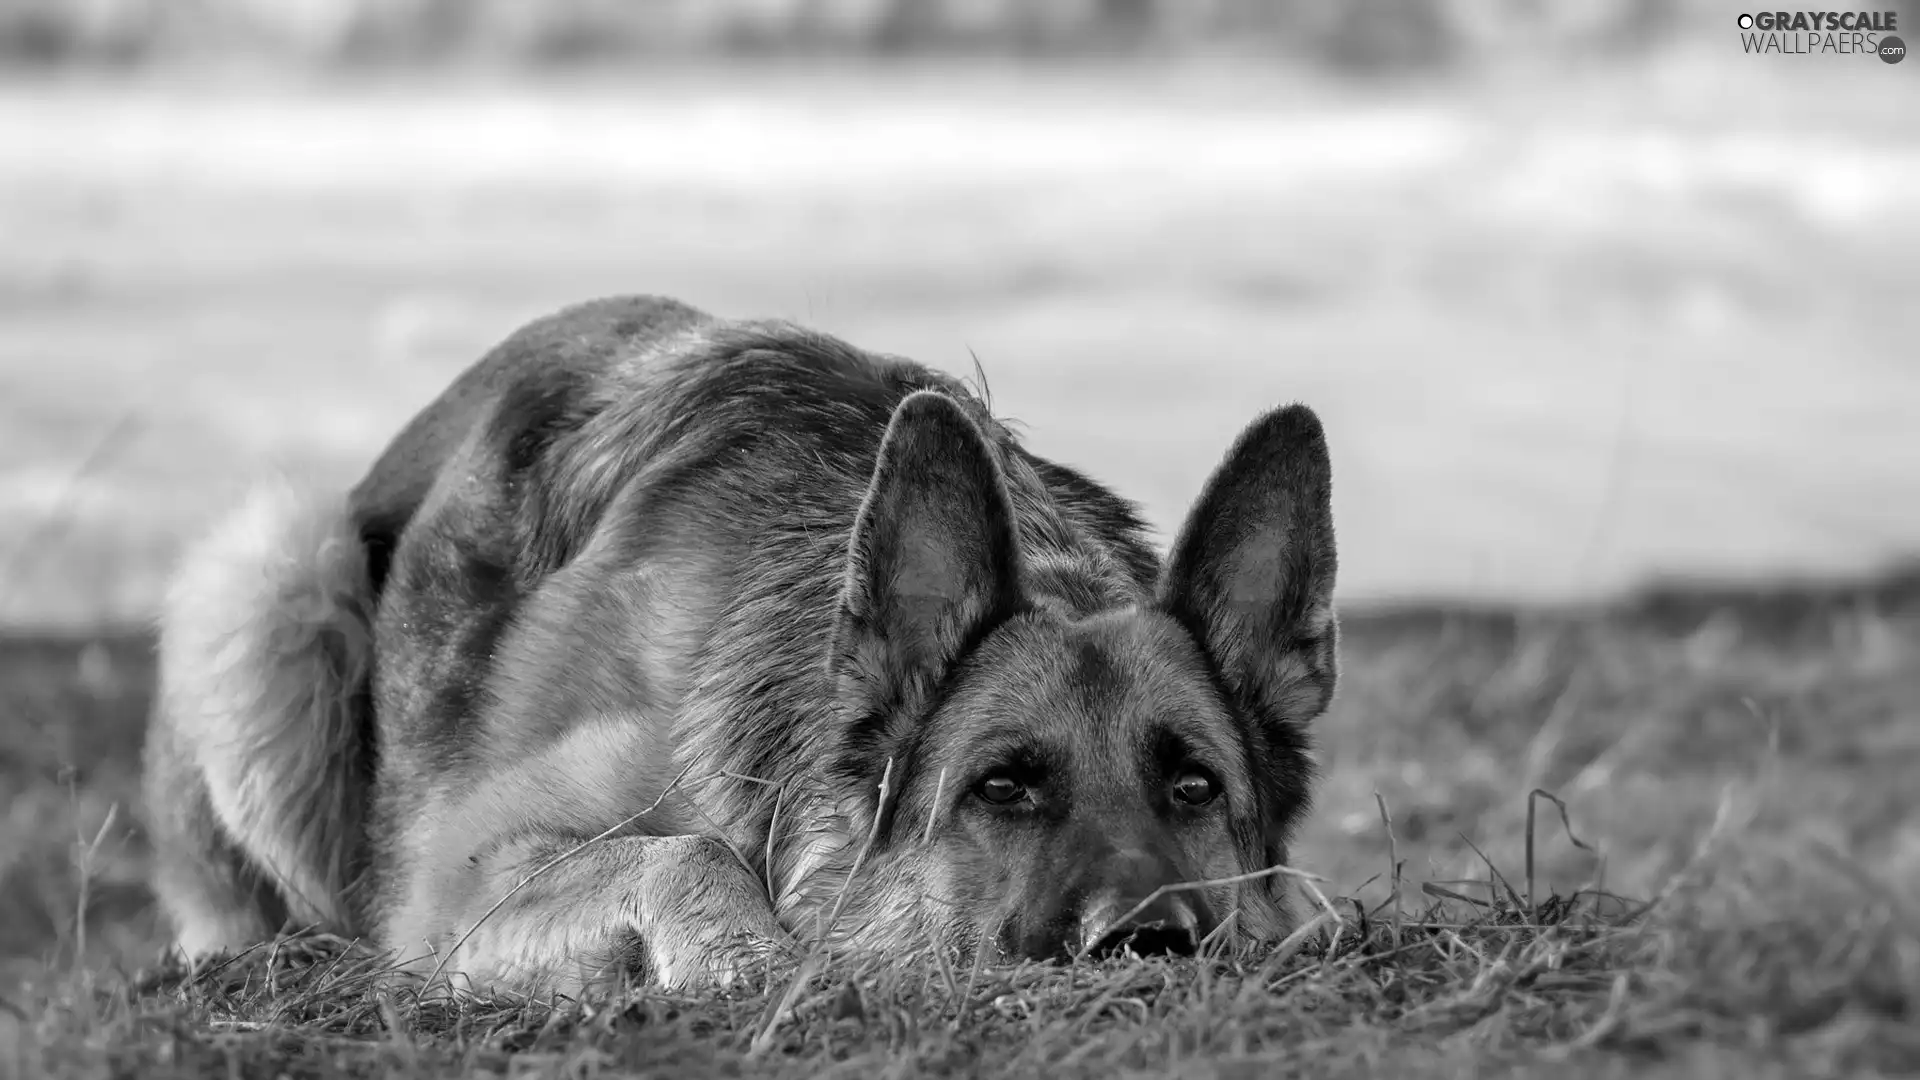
left=398, top=833, right=785, bottom=998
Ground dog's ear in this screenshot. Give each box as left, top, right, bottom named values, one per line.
left=830, top=391, right=1025, bottom=773
left=1159, top=404, right=1338, bottom=728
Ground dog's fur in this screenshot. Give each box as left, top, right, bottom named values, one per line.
left=142, top=295, right=1340, bottom=996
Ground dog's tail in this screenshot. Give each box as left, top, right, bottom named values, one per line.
left=143, top=482, right=375, bottom=957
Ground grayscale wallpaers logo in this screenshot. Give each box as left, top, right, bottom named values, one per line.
left=1737, top=10, right=1904, bottom=61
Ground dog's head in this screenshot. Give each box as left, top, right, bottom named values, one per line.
left=827, top=390, right=1336, bottom=961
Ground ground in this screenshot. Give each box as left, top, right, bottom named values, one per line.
left=1, top=57, right=1916, bottom=1078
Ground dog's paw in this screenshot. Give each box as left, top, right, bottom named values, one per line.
left=617, top=834, right=789, bottom=992
left=643, top=918, right=785, bottom=992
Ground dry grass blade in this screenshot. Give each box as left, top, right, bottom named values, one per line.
left=1525, top=787, right=1597, bottom=912
left=1258, top=911, right=1338, bottom=986
left=67, top=799, right=120, bottom=976
left=1374, top=790, right=1403, bottom=950
left=1458, top=832, right=1526, bottom=912
left=744, top=953, right=822, bottom=1058
left=814, top=756, right=895, bottom=953
left=1566, top=970, right=1633, bottom=1052
left=748, top=756, right=895, bottom=1058
left=920, top=767, right=948, bottom=846
left=1197, top=908, right=1241, bottom=959
left=1422, top=882, right=1494, bottom=909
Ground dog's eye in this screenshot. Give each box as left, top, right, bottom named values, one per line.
left=977, top=775, right=1026, bottom=805
left=1172, top=770, right=1218, bottom=806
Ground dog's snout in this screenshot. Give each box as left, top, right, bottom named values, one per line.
left=1080, top=892, right=1201, bottom=960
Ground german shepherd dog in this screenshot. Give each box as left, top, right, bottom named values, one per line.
left=142, top=295, right=1339, bottom=997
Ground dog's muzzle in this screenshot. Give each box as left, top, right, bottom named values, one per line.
left=1074, top=844, right=1207, bottom=959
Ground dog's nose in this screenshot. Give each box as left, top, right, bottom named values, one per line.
left=1082, top=893, right=1200, bottom=959
left=1090, top=919, right=1197, bottom=959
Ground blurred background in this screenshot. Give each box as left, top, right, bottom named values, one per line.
left=1, top=0, right=1917, bottom=996
left=2, top=0, right=1916, bottom=624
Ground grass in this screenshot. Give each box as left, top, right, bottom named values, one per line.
left=2, top=568, right=1916, bottom=1077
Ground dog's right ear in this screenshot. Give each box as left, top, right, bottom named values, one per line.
left=829, top=391, right=1025, bottom=777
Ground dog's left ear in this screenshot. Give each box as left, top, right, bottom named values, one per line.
left=1159, top=404, right=1338, bottom=727
left=830, top=391, right=1025, bottom=776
